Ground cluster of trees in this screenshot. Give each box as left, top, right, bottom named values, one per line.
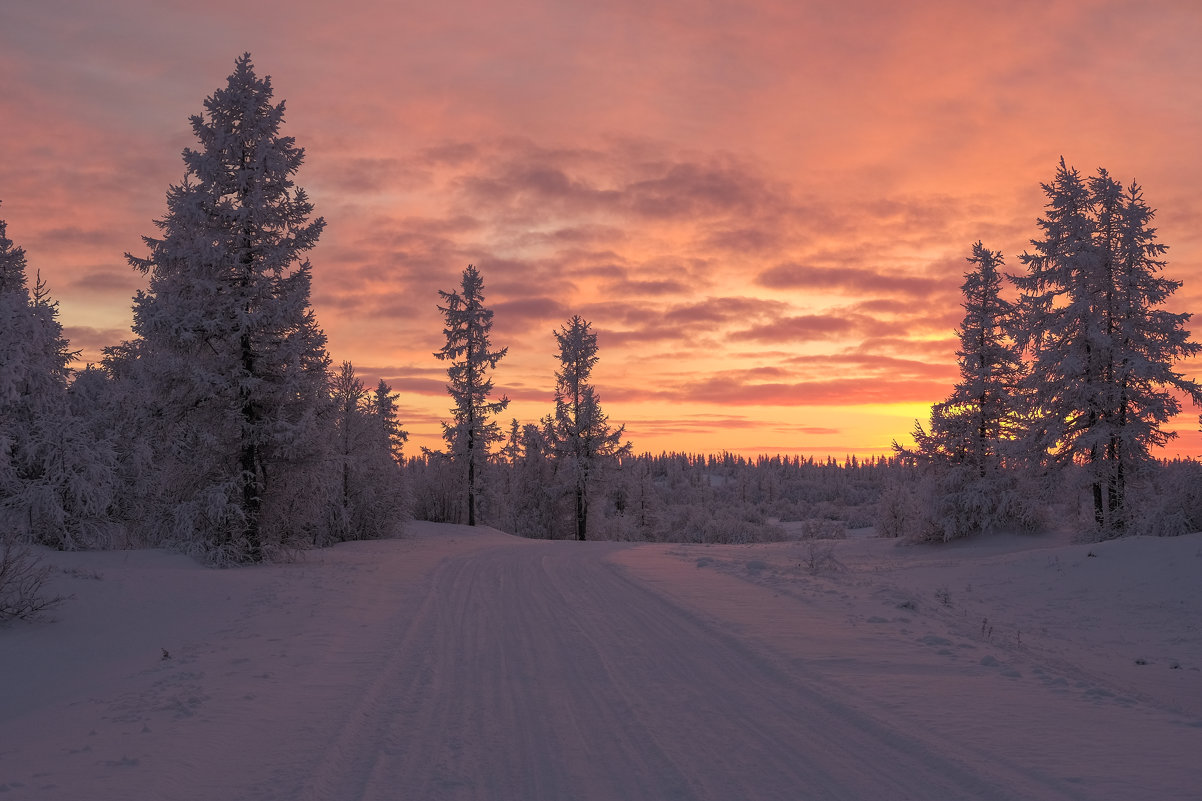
left=898, top=159, right=1202, bottom=540
left=414, top=435, right=901, bottom=543
left=414, top=265, right=631, bottom=540
left=1, top=55, right=406, bottom=565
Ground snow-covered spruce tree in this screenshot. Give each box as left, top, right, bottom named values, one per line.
left=0, top=210, right=118, bottom=548
left=373, top=378, right=409, bottom=466
left=0, top=211, right=68, bottom=541
left=431, top=265, right=508, bottom=526
left=550, top=315, right=630, bottom=540
left=327, top=363, right=408, bottom=542
left=498, top=417, right=562, bottom=539
left=1104, top=176, right=1202, bottom=525
left=367, top=377, right=410, bottom=531
left=125, top=54, right=332, bottom=563
left=895, top=243, right=1034, bottom=540
left=329, top=361, right=370, bottom=542
left=96, top=340, right=161, bottom=542
left=1012, top=160, right=1202, bottom=533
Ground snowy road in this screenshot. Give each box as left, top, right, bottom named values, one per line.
left=280, top=531, right=1076, bottom=801
left=6, top=523, right=1196, bottom=800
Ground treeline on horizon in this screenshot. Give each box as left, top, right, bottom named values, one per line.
left=5, top=55, right=1202, bottom=576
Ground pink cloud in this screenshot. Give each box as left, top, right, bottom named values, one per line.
left=756, top=263, right=948, bottom=298
left=3, top=1, right=1200, bottom=459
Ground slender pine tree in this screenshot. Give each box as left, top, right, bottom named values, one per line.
left=551, top=315, right=630, bottom=540
left=895, top=243, right=1030, bottom=539
left=432, top=265, right=508, bottom=526
left=906, top=243, right=1024, bottom=469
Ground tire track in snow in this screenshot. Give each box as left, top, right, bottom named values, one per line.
left=288, top=535, right=1088, bottom=800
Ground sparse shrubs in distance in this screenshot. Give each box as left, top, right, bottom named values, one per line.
left=798, top=518, right=847, bottom=540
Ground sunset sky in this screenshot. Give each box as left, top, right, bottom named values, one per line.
left=3, top=0, right=1201, bottom=458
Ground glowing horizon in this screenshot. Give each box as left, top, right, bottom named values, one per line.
left=3, top=0, right=1201, bottom=459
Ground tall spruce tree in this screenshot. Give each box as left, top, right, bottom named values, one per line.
left=1013, top=160, right=1201, bottom=531
left=125, top=54, right=331, bottom=562
left=896, top=243, right=1029, bottom=540
left=551, top=315, right=630, bottom=541
left=906, top=243, right=1023, bottom=470
left=432, top=265, right=508, bottom=526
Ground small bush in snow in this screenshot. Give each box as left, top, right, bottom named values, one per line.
left=798, top=518, right=847, bottom=540
left=876, top=467, right=1045, bottom=543
left=0, top=538, right=66, bottom=621
left=1128, top=460, right=1202, bottom=537
left=803, top=542, right=845, bottom=574
left=874, top=480, right=915, bottom=539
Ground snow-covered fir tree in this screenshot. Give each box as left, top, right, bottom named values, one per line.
left=507, top=418, right=562, bottom=539
left=328, top=363, right=408, bottom=542
left=123, top=54, right=332, bottom=562
left=1099, top=175, right=1202, bottom=521
left=0, top=211, right=71, bottom=540
left=0, top=210, right=117, bottom=548
left=372, top=378, right=412, bottom=525
left=1012, top=160, right=1202, bottom=532
left=431, top=265, right=508, bottom=526
left=907, top=243, right=1023, bottom=470
left=550, top=315, right=630, bottom=540
left=372, top=378, right=409, bottom=466
left=897, top=242, right=1034, bottom=540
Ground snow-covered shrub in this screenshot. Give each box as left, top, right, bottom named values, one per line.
left=798, top=518, right=847, bottom=540
left=662, top=504, right=786, bottom=544
left=407, top=455, right=462, bottom=524
left=1126, top=460, right=1202, bottom=537
left=875, top=479, right=916, bottom=539
left=876, top=466, right=1045, bottom=543
left=803, top=542, right=845, bottom=573
left=0, top=538, right=65, bottom=621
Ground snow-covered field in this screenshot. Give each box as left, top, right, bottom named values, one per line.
left=1, top=523, right=1199, bottom=800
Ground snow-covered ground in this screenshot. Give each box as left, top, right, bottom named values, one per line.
left=1, top=523, right=1199, bottom=800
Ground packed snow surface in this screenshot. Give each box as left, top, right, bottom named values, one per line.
left=1, top=523, right=1199, bottom=800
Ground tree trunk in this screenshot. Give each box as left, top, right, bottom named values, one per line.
left=240, top=330, right=262, bottom=562
left=575, top=484, right=586, bottom=541
left=467, top=429, right=476, bottom=527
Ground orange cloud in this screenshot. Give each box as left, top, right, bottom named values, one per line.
left=2, top=1, right=1200, bottom=459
